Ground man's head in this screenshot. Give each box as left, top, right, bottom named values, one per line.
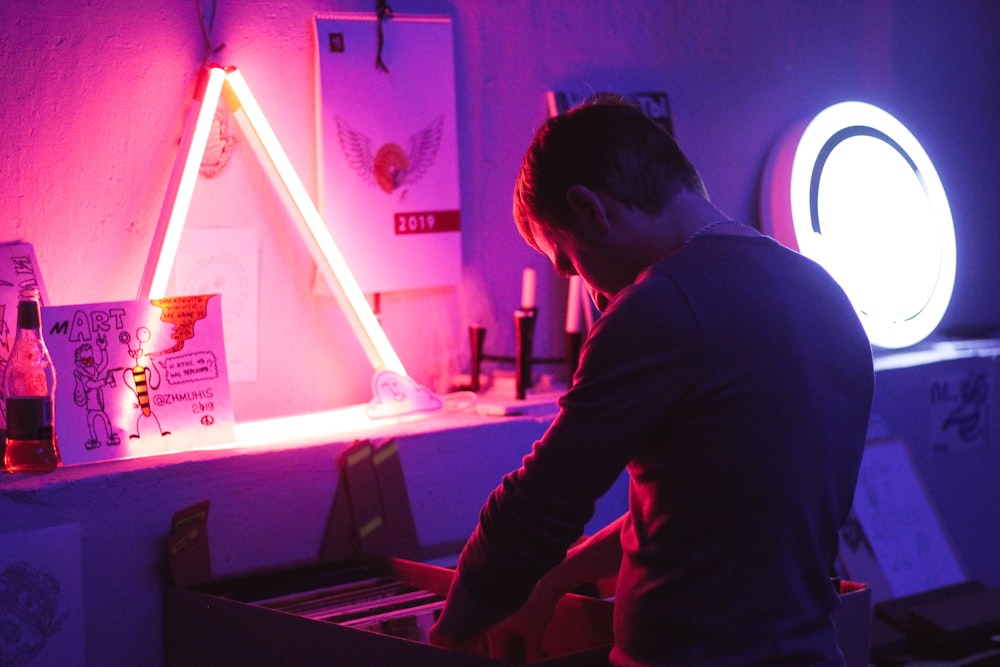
left=513, top=93, right=706, bottom=252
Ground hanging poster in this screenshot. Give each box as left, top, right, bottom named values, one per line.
left=0, top=241, right=50, bottom=433
left=314, top=13, right=461, bottom=294
left=42, top=294, right=235, bottom=465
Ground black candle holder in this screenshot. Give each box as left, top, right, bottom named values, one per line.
left=466, top=308, right=582, bottom=399
left=514, top=308, right=536, bottom=399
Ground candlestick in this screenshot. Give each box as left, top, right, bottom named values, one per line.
left=565, top=275, right=582, bottom=333
left=521, top=267, right=536, bottom=310
left=514, top=309, right=536, bottom=400
left=469, top=325, right=486, bottom=392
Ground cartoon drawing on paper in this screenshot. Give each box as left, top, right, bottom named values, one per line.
left=941, top=370, right=989, bottom=443
left=120, top=327, right=170, bottom=440
left=70, top=334, right=121, bottom=450
left=0, top=561, right=64, bottom=667
left=335, top=115, right=443, bottom=196
left=44, top=295, right=234, bottom=465
left=181, top=252, right=248, bottom=362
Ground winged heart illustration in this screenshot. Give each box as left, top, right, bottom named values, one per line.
left=335, top=115, right=444, bottom=194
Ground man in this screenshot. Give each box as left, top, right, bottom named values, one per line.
left=430, top=94, right=874, bottom=666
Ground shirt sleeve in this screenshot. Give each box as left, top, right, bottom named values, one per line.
left=456, top=272, right=704, bottom=613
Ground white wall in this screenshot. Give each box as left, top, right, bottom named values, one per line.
left=2, top=2, right=999, bottom=665
left=0, top=407, right=630, bottom=665
left=5, top=0, right=997, bottom=422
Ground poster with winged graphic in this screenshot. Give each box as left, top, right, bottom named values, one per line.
left=42, top=294, right=235, bottom=465
left=314, top=13, right=461, bottom=294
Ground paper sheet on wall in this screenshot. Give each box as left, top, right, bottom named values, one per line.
left=848, top=438, right=966, bottom=598
left=0, top=241, right=50, bottom=433
left=0, top=524, right=85, bottom=666
left=42, top=294, right=235, bottom=465
left=927, top=367, right=991, bottom=455
left=314, top=13, right=461, bottom=294
left=177, top=229, right=259, bottom=383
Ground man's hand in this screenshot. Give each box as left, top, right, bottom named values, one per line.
left=430, top=576, right=559, bottom=665
left=427, top=626, right=486, bottom=657
left=431, top=515, right=625, bottom=661
left=488, top=515, right=626, bottom=663
left=429, top=574, right=498, bottom=655
left=487, top=575, right=562, bottom=664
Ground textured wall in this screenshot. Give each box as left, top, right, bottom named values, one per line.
left=2, top=0, right=998, bottom=423
left=1, top=5, right=999, bottom=664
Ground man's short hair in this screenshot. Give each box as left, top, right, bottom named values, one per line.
left=513, top=93, right=706, bottom=249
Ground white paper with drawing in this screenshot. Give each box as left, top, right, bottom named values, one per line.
left=0, top=524, right=85, bottom=666
left=851, top=438, right=966, bottom=597
left=43, top=294, right=235, bottom=465
left=177, top=228, right=259, bottom=383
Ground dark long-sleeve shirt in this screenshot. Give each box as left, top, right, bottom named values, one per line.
left=457, top=234, right=874, bottom=666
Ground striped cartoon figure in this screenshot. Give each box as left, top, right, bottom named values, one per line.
left=120, top=327, right=171, bottom=440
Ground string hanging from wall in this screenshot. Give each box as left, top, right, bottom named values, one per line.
left=375, top=0, right=393, bottom=73
left=196, top=0, right=226, bottom=63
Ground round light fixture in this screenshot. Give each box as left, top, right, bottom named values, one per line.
left=761, top=101, right=956, bottom=349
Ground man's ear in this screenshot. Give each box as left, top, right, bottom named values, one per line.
left=565, top=185, right=610, bottom=236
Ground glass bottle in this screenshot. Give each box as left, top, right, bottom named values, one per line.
left=3, top=287, right=59, bottom=473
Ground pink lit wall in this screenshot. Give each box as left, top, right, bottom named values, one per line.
left=2, top=4, right=999, bottom=664
left=2, top=0, right=998, bottom=424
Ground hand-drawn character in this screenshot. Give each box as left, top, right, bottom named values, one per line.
left=942, top=370, right=990, bottom=443
left=71, top=334, right=121, bottom=450
left=120, top=327, right=170, bottom=440
left=0, top=561, right=63, bottom=667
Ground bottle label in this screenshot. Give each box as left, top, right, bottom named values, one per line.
left=5, top=396, right=54, bottom=440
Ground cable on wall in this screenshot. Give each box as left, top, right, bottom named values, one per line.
left=196, top=0, right=226, bottom=64
left=375, top=0, right=393, bottom=73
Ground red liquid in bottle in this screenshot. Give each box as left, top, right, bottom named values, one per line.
left=3, top=396, right=58, bottom=473
left=4, top=436, right=60, bottom=472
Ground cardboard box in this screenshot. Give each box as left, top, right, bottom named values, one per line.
left=163, top=556, right=613, bottom=666
left=164, top=556, right=871, bottom=667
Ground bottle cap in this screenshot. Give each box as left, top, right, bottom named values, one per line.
left=16, top=301, right=39, bottom=329
left=16, top=289, right=41, bottom=329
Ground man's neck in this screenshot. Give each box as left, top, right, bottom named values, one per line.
left=648, top=190, right=731, bottom=255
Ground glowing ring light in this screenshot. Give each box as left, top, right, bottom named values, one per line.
left=762, top=101, right=956, bottom=349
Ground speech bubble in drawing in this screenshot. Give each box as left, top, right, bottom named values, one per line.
left=151, top=294, right=216, bottom=354
left=162, top=351, right=219, bottom=384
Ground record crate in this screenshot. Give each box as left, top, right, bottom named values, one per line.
left=163, top=555, right=614, bottom=666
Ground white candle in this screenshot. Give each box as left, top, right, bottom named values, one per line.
left=565, top=275, right=582, bottom=333
left=521, top=267, right=536, bottom=310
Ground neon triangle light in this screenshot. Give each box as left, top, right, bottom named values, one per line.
left=142, top=64, right=442, bottom=418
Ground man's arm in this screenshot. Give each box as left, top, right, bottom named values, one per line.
left=429, top=514, right=625, bottom=652
left=533, top=512, right=625, bottom=599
